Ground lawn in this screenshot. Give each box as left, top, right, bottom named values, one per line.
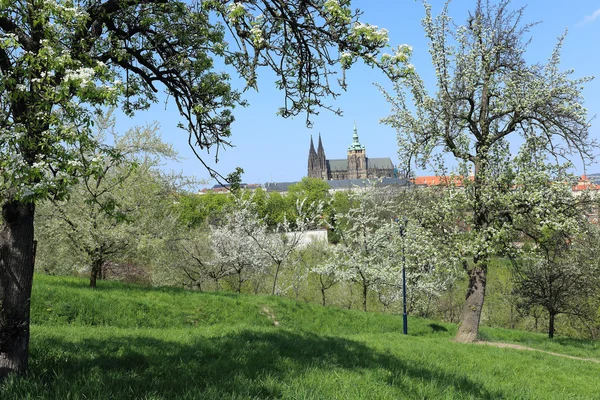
left=2, top=274, right=598, bottom=399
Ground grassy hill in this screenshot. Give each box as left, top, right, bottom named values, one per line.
left=2, top=274, right=599, bottom=399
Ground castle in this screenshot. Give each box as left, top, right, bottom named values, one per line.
left=307, top=125, right=395, bottom=180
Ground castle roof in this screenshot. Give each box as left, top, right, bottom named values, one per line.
left=326, top=157, right=394, bottom=172
left=264, top=177, right=411, bottom=192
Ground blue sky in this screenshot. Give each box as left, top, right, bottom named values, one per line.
left=115, top=1, right=600, bottom=187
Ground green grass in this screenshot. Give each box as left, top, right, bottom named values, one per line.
left=2, top=274, right=599, bottom=399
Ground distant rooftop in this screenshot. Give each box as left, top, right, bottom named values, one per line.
left=200, top=174, right=600, bottom=194
left=263, top=177, right=411, bottom=192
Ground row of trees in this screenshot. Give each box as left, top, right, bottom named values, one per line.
left=34, top=120, right=600, bottom=340
left=35, top=161, right=463, bottom=317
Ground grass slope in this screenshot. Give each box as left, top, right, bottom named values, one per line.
left=2, top=274, right=599, bottom=399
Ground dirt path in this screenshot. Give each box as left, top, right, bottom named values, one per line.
left=475, top=341, right=600, bottom=363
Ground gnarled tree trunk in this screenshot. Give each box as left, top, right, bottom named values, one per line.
left=456, top=263, right=487, bottom=343
left=455, top=161, right=489, bottom=343
left=0, top=200, right=36, bottom=379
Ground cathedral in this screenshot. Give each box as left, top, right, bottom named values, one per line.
left=307, top=125, right=395, bottom=180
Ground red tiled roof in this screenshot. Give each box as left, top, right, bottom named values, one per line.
left=412, top=175, right=473, bottom=187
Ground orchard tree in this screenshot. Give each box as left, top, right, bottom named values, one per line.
left=243, top=196, right=324, bottom=295
left=308, top=241, right=341, bottom=306
left=382, top=0, right=595, bottom=342
left=331, top=185, right=461, bottom=314
left=36, top=116, right=179, bottom=288
left=0, top=0, right=412, bottom=375
left=210, top=205, right=271, bottom=293
left=330, top=186, right=398, bottom=312
left=507, top=146, right=600, bottom=338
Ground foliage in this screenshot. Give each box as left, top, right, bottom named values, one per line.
left=1, top=0, right=413, bottom=375
left=35, top=118, right=182, bottom=287
left=286, top=177, right=331, bottom=212
left=173, top=191, right=235, bottom=228
left=381, top=0, right=595, bottom=342
left=328, top=186, right=461, bottom=313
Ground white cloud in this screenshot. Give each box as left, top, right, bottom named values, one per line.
left=578, top=8, right=600, bottom=26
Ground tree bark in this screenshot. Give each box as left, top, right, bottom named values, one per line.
left=321, top=287, right=326, bottom=307
left=362, top=280, right=368, bottom=312
left=90, top=258, right=103, bottom=288
left=271, top=262, right=282, bottom=295
left=0, top=200, right=36, bottom=379
left=548, top=312, right=556, bottom=339
left=456, top=263, right=487, bottom=343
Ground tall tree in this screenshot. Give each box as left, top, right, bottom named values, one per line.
left=0, top=0, right=411, bottom=376
left=382, top=0, right=594, bottom=342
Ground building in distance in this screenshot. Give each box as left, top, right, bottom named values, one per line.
left=308, top=124, right=396, bottom=180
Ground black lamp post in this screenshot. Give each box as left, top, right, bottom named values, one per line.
left=397, top=217, right=408, bottom=335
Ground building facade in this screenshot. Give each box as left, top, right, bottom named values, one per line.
left=307, top=125, right=395, bottom=180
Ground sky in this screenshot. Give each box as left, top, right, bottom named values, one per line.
left=114, top=1, right=600, bottom=188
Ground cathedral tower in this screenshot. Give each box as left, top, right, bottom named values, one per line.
left=316, top=133, right=329, bottom=180
left=308, top=134, right=329, bottom=179
left=347, top=124, right=367, bottom=179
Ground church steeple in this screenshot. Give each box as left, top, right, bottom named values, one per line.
left=317, top=133, right=325, bottom=158
left=308, top=135, right=319, bottom=178
left=316, top=133, right=328, bottom=179
left=348, top=123, right=365, bottom=151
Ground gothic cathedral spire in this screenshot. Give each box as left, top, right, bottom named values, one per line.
left=308, top=134, right=329, bottom=179
left=308, top=135, right=318, bottom=178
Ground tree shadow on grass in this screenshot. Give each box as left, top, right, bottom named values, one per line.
left=20, top=329, right=502, bottom=399
left=429, top=323, right=448, bottom=333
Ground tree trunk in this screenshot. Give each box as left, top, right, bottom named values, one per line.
left=548, top=312, right=556, bottom=339
left=271, top=262, right=282, bottom=295
left=362, top=280, right=368, bottom=312
left=0, top=200, right=36, bottom=379
left=90, top=258, right=103, bottom=288
left=456, top=263, right=487, bottom=343
left=321, top=287, right=326, bottom=307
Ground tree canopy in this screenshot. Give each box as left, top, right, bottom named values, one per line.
left=0, top=0, right=412, bottom=377
left=382, top=0, right=595, bottom=342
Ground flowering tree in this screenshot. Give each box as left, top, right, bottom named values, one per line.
left=0, top=0, right=413, bottom=375
left=329, top=186, right=462, bottom=313
left=309, top=241, right=341, bottom=306
left=328, top=187, right=398, bottom=312
left=506, top=145, right=600, bottom=338
left=245, top=197, right=324, bottom=295
left=36, top=115, right=179, bottom=288
left=382, top=0, right=595, bottom=342
left=210, top=205, right=270, bottom=293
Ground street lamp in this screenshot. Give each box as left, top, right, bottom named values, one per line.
left=397, top=217, right=408, bottom=335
